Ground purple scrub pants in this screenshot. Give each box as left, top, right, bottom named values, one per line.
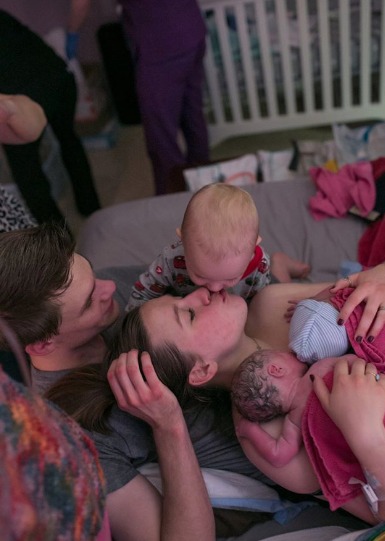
left=135, top=39, right=209, bottom=194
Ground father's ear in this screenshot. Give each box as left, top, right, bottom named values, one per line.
left=26, top=339, right=55, bottom=357
left=176, top=227, right=182, bottom=239
left=188, top=358, right=218, bottom=387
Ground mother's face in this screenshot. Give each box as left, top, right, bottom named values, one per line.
left=140, top=288, right=248, bottom=362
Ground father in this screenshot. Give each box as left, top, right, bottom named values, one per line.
left=0, top=223, right=273, bottom=541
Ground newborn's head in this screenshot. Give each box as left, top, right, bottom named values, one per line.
left=231, top=349, right=283, bottom=422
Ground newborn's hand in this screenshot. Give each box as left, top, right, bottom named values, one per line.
left=233, top=408, right=252, bottom=438
left=285, top=300, right=299, bottom=322
left=107, top=350, right=180, bottom=428
left=235, top=416, right=257, bottom=439
left=234, top=411, right=267, bottom=445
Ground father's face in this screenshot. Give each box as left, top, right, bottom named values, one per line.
left=57, top=254, right=120, bottom=345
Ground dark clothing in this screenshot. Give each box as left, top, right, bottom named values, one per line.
left=0, top=9, right=100, bottom=225
left=120, top=0, right=210, bottom=194
left=121, top=0, right=206, bottom=64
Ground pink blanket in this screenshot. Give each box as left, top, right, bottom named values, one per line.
left=302, top=371, right=363, bottom=510
left=309, top=162, right=375, bottom=220
left=302, top=289, right=385, bottom=510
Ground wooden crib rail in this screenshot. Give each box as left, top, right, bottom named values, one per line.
left=199, top=0, right=385, bottom=146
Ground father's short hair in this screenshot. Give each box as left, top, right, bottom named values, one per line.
left=0, top=223, right=75, bottom=348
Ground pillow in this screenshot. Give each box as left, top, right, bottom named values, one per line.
left=258, top=149, right=306, bottom=182
left=183, top=154, right=258, bottom=192
left=139, top=463, right=312, bottom=521
left=258, top=142, right=336, bottom=183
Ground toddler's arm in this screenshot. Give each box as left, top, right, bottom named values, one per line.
left=126, top=243, right=183, bottom=310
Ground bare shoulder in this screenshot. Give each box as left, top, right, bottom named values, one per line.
left=246, top=283, right=330, bottom=350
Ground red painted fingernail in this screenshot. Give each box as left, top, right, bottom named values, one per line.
left=368, top=336, right=374, bottom=343
left=337, top=318, right=344, bottom=325
left=356, top=336, right=362, bottom=343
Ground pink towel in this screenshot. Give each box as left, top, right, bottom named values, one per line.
left=302, top=372, right=363, bottom=511
left=309, top=162, right=375, bottom=220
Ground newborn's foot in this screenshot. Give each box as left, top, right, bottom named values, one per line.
left=271, top=252, right=311, bottom=283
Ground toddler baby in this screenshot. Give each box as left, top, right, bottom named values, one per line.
left=127, top=183, right=310, bottom=310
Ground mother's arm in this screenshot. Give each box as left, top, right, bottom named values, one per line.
left=313, top=357, right=385, bottom=523
left=246, top=282, right=331, bottom=349
left=107, top=351, right=215, bottom=541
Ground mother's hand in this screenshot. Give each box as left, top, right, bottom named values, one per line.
left=312, top=357, right=385, bottom=453
left=107, top=350, right=181, bottom=428
left=331, top=264, right=385, bottom=340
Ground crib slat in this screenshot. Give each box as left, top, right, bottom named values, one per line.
left=296, top=0, right=314, bottom=114
left=317, top=0, right=332, bottom=111
left=233, top=1, right=260, bottom=120
left=199, top=0, right=385, bottom=145
left=275, top=0, right=295, bottom=115
left=203, top=12, right=226, bottom=127
left=215, top=6, right=243, bottom=122
left=338, top=0, right=352, bottom=110
left=360, top=0, right=371, bottom=107
left=255, top=0, right=278, bottom=118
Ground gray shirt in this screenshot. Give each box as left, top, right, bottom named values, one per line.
left=32, top=266, right=270, bottom=494
left=91, top=404, right=271, bottom=494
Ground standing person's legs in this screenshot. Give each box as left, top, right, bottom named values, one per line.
left=2, top=138, right=66, bottom=225
left=181, top=39, right=210, bottom=165
left=47, top=71, right=101, bottom=217
left=136, top=55, right=190, bottom=195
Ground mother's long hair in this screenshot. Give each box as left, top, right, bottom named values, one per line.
left=45, top=307, right=221, bottom=433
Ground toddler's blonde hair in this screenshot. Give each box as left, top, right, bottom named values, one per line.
left=181, top=184, right=259, bottom=261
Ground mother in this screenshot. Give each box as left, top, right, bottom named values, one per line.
left=111, top=283, right=385, bottom=520
left=47, top=273, right=385, bottom=529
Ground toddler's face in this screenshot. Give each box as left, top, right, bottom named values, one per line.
left=185, top=245, right=254, bottom=292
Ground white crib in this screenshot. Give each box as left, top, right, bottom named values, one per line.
left=200, top=0, right=385, bottom=146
